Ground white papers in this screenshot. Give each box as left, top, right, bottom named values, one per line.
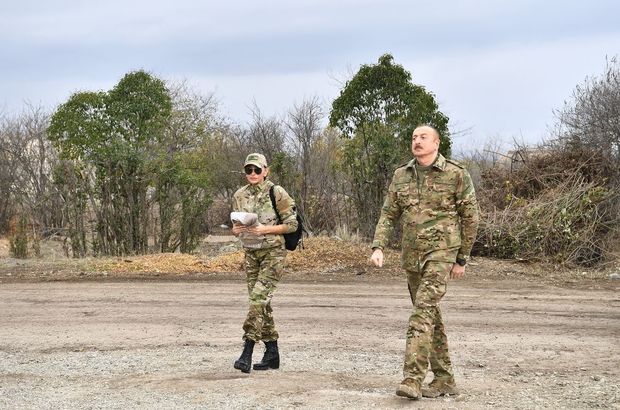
left=230, top=212, right=264, bottom=249
left=230, top=212, right=258, bottom=226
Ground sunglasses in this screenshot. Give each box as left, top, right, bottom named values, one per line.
left=244, top=165, right=263, bottom=175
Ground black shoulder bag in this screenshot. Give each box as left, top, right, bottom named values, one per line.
left=269, top=185, right=304, bottom=251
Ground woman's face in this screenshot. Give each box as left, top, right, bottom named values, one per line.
left=244, top=164, right=268, bottom=185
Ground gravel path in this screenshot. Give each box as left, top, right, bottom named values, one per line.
left=1, top=277, right=619, bottom=409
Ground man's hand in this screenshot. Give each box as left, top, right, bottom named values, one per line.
left=370, top=248, right=384, bottom=267
left=450, top=263, right=465, bottom=279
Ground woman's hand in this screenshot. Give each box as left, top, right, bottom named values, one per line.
left=232, top=223, right=246, bottom=236
left=246, top=224, right=272, bottom=235
left=235, top=223, right=286, bottom=236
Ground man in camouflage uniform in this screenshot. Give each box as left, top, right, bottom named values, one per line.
left=370, top=125, right=479, bottom=400
left=231, top=153, right=298, bottom=373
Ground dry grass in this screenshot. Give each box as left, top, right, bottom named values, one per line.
left=3, top=235, right=616, bottom=289
left=0, top=238, right=9, bottom=257
left=97, top=236, right=402, bottom=275
left=99, top=253, right=211, bottom=274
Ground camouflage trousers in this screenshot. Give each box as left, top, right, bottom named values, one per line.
left=242, top=246, right=286, bottom=342
left=403, top=261, right=454, bottom=384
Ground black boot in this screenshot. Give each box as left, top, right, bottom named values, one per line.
left=233, top=339, right=255, bottom=373
left=253, top=340, right=280, bottom=370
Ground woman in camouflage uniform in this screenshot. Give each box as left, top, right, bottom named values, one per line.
left=231, top=153, right=298, bottom=373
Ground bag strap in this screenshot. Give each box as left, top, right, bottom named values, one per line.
left=270, top=185, right=305, bottom=250
left=269, top=185, right=282, bottom=223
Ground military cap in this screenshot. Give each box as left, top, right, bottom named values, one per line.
left=244, top=153, right=268, bottom=168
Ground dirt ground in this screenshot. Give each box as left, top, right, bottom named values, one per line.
left=1, top=236, right=619, bottom=409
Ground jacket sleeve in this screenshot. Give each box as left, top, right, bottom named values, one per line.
left=274, top=186, right=298, bottom=233
left=232, top=189, right=242, bottom=213
left=371, top=179, right=402, bottom=250
left=455, top=169, right=480, bottom=259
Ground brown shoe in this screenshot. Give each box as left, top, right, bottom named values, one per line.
left=396, top=378, right=421, bottom=400
left=421, top=379, right=459, bottom=398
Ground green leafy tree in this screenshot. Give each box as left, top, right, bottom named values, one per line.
left=329, top=54, right=450, bottom=237
left=48, top=70, right=173, bottom=255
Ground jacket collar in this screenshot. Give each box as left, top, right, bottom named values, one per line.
left=406, top=153, right=447, bottom=171
left=247, top=179, right=273, bottom=193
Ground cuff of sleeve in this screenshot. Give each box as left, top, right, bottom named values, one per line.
left=371, top=241, right=384, bottom=250
left=456, top=253, right=470, bottom=262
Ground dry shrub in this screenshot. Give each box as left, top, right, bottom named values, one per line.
left=475, top=145, right=619, bottom=266
left=7, top=214, right=42, bottom=259
left=479, top=144, right=614, bottom=208
left=204, top=197, right=231, bottom=231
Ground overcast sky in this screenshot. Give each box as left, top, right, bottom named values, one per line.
left=2, top=0, right=619, bottom=153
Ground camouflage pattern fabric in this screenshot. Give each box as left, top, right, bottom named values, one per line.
left=233, top=179, right=296, bottom=342
left=233, top=180, right=298, bottom=250
left=371, top=153, right=479, bottom=267
left=371, top=153, right=480, bottom=384
left=405, top=262, right=454, bottom=383
left=242, top=246, right=286, bottom=342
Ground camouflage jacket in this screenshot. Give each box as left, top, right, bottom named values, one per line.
left=232, top=180, right=298, bottom=250
left=371, top=154, right=480, bottom=269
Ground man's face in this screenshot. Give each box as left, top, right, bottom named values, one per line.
left=411, top=126, right=440, bottom=159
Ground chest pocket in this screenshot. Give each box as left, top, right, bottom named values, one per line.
left=428, top=181, right=456, bottom=210
left=394, top=183, right=413, bottom=208
left=257, top=193, right=279, bottom=225
left=242, top=193, right=277, bottom=225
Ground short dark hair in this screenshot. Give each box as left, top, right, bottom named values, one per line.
left=413, top=124, right=441, bottom=140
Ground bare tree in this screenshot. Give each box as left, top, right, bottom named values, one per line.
left=555, top=56, right=620, bottom=184
left=0, top=105, right=62, bottom=237
left=152, top=80, right=228, bottom=252
left=246, top=101, right=288, bottom=162
left=0, top=113, right=17, bottom=233
left=304, top=127, right=354, bottom=233
left=286, top=96, right=324, bottom=216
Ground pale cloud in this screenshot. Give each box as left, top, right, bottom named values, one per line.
left=407, top=33, right=620, bottom=151
left=1, top=0, right=619, bottom=154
